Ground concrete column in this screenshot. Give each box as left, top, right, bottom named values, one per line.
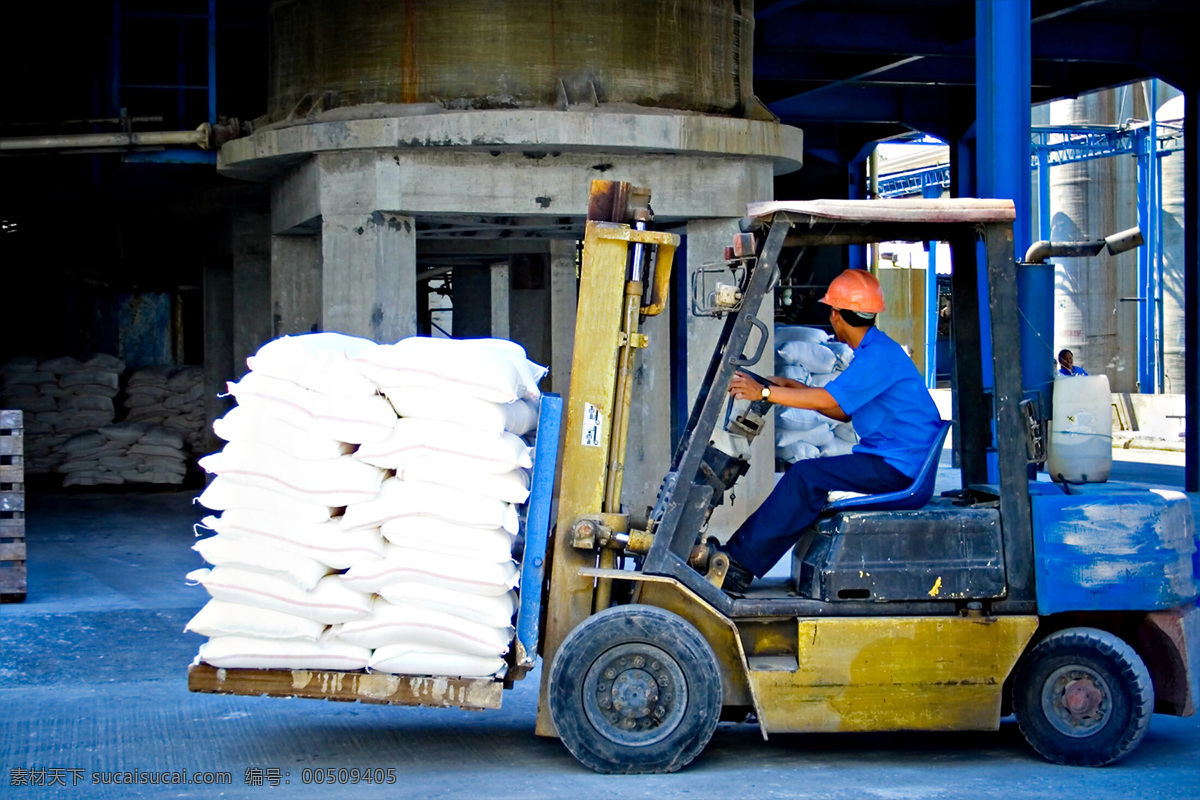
left=202, top=260, right=234, bottom=459
left=270, top=234, right=321, bottom=337
left=490, top=261, right=511, bottom=339
left=321, top=212, right=416, bottom=343
left=231, top=210, right=272, bottom=378
left=549, top=240, right=578, bottom=395
left=686, top=218, right=775, bottom=541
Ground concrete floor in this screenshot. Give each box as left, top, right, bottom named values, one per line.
left=2, top=453, right=1199, bottom=799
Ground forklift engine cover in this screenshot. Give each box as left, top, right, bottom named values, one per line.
left=795, top=505, right=1006, bottom=602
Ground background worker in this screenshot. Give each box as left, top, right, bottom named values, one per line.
left=719, top=269, right=944, bottom=592
left=1057, top=348, right=1088, bottom=376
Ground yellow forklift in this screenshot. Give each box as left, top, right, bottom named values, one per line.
left=190, top=180, right=1199, bottom=773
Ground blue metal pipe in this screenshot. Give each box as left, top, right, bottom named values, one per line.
left=922, top=182, right=942, bottom=389
left=208, top=0, right=218, bottom=125
left=1136, top=129, right=1153, bottom=391
left=1184, top=86, right=1199, bottom=493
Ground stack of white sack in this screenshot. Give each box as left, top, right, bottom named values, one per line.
left=335, top=336, right=544, bottom=678
left=57, top=423, right=191, bottom=486
left=185, top=333, right=545, bottom=679
left=187, top=332, right=394, bottom=671
left=0, top=354, right=124, bottom=474
left=123, top=366, right=206, bottom=454
left=774, top=326, right=857, bottom=465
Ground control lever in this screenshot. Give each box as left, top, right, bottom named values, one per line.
left=723, top=368, right=776, bottom=442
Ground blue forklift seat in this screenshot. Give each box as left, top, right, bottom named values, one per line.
left=822, top=420, right=953, bottom=514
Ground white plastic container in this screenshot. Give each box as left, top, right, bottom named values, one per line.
left=1046, top=374, right=1112, bottom=483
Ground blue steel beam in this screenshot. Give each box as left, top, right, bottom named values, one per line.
left=1185, top=87, right=1198, bottom=493
left=976, top=0, right=1031, bottom=482
left=879, top=124, right=1184, bottom=199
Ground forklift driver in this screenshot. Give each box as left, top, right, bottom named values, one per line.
left=720, top=269, right=944, bottom=593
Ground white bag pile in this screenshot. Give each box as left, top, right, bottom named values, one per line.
left=0, top=354, right=124, bottom=474
left=57, top=423, right=190, bottom=487
left=774, top=326, right=857, bottom=465
left=123, top=365, right=206, bottom=454
left=186, top=332, right=545, bottom=680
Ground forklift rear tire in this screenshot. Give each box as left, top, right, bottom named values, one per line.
left=547, top=604, right=722, bottom=774
left=1013, top=627, right=1153, bottom=766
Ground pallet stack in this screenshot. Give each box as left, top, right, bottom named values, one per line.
left=1, top=409, right=26, bottom=602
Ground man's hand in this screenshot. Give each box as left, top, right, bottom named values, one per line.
left=728, top=371, right=769, bottom=400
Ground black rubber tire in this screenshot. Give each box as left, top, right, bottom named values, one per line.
left=547, top=604, right=723, bottom=774
left=1013, top=627, right=1154, bottom=766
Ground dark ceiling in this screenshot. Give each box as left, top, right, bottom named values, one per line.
left=754, top=0, right=1194, bottom=162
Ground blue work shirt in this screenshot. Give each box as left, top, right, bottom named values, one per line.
left=824, top=326, right=943, bottom=478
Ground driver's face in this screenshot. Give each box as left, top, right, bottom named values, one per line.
left=1059, top=352, right=1073, bottom=370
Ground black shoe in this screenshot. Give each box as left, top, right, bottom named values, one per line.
left=721, top=553, right=754, bottom=594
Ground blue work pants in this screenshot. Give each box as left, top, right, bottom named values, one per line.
left=725, top=453, right=911, bottom=577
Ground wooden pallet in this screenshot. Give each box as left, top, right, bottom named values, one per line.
left=187, top=664, right=504, bottom=710
left=1, top=410, right=26, bottom=602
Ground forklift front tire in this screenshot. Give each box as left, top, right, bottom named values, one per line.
left=547, top=604, right=723, bottom=774
left=1013, top=627, right=1154, bottom=766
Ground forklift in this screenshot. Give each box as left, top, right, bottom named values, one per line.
left=189, top=180, right=1199, bottom=773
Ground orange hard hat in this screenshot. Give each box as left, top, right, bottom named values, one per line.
left=820, top=269, right=886, bottom=314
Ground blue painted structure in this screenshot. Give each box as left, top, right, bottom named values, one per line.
left=515, top=393, right=564, bottom=666
left=110, top=1, right=217, bottom=128
left=1029, top=481, right=1199, bottom=616
left=974, top=0, right=1031, bottom=482
left=882, top=119, right=1184, bottom=397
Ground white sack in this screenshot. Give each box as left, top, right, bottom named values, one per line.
left=351, top=336, right=545, bottom=404
left=776, top=407, right=826, bottom=431
left=197, top=636, right=369, bottom=671
left=335, top=598, right=512, bottom=656
left=777, top=340, right=837, bottom=373
left=213, top=406, right=354, bottom=460
left=192, top=533, right=333, bottom=591
left=340, top=478, right=520, bottom=534
left=777, top=425, right=834, bottom=448
left=368, top=646, right=505, bottom=678
left=187, top=567, right=372, bottom=625
left=246, top=332, right=381, bottom=397
left=823, top=341, right=855, bottom=370
left=198, top=442, right=385, bottom=507
left=385, top=387, right=539, bottom=437
left=60, top=371, right=120, bottom=390
left=391, top=464, right=530, bottom=504
left=225, top=371, right=397, bottom=444
left=779, top=365, right=812, bottom=385
left=820, top=439, right=857, bottom=457
left=777, top=441, right=820, bottom=462
left=185, top=599, right=327, bottom=641
left=354, top=419, right=532, bottom=474
left=380, top=518, right=515, bottom=562
left=195, top=476, right=337, bottom=522
left=199, top=511, right=384, bottom=570
left=807, top=371, right=840, bottom=388
left=341, top=548, right=519, bottom=596
left=377, top=583, right=518, bottom=628
left=833, top=421, right=858, bottom=443
left=774, top=326, right=829, bottom=345
left=98, top=423, right=148, bottom=444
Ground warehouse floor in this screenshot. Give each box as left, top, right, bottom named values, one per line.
left=2, top=453, right=1199, bottom=799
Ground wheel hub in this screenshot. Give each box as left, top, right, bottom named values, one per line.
left=1042, top=665, right=1112, bottom=738
left=1063, top=678, right=1104, bottom=716
left=583, top=644, right=687, bottom=746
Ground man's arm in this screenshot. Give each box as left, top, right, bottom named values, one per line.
left=728, top=371, right=850, bottom=422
